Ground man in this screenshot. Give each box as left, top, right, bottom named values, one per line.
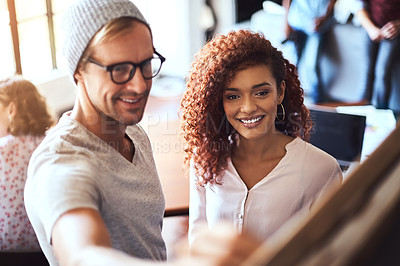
left=24, top=0, right=257, bottom=265
left=283, top=0, right=337, bottom=103
left=355, top=0, right=400, bottom=109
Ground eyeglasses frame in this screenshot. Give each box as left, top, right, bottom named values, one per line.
left=86, top=50, right=166, bottom=84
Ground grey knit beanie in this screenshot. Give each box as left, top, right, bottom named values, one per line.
left=62, top=0, right=149, bottom=77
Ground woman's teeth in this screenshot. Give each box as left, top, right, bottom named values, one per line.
left=240, top=116, right=262, bottom=124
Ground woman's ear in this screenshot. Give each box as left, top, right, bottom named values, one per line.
left=278, top=81, right=286, bottom=104
left=8, top=101, right=16, bottom=120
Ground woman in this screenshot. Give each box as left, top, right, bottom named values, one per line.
left=180, top=30, right=342, bottom=244
left=0, top=76, right=54, bottom=250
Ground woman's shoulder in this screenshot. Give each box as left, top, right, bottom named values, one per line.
left=288, top=138, right=343, bottom=185
left=0, top=135, right=40, bottom=152
left=289, top=138, right=339, bottom=167
left=0, top=135, right=15, bottom=148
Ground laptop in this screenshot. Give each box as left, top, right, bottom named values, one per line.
left=308, top=108, right=366, bottom=171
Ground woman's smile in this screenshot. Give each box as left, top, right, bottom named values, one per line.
left=237, top=115, right=265, bottom=128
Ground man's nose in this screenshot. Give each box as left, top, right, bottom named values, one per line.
left=126, top=68, right=149, bottom=94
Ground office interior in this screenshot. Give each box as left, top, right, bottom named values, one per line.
left=1, top=0, right=400, bottom=264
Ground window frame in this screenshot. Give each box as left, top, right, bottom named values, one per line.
left=6, top=0, right=57, bottom=75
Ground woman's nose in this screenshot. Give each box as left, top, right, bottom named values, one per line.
left=240, top=96, right=257, bottom=114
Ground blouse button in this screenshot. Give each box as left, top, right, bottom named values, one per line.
left=238, top=214, right=243, bottom=219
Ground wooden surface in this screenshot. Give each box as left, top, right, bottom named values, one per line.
left=140, top=94, right=189, bottom=217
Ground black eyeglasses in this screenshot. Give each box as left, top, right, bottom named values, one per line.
left=87, top=50, right=166, bottom=84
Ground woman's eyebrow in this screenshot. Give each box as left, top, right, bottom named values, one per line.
left=224, top=82, right=271, bottom=92
left=252, top=82, right=271, bottom=89
left=224, top=87, right=239, bottom=92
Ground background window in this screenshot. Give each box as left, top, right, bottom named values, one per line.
left=0, top=0, right=203, bottom=81
left=16, top=0, right=52, bottom=79
left=0, top=0, right=15, bottom=80
left=0, top=0, right=70, bottom=81
left=52, top=0, right=75, bottom=72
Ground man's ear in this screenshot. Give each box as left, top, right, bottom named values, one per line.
left=279, top=80, right=286, bottom=104
left=74, top=71, right=83, bottom=83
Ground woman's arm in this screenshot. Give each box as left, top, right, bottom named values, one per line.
left=356, top=8, right=383, bottom=41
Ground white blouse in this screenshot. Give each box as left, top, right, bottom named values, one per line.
left=188, top=137, right=342, bottom=244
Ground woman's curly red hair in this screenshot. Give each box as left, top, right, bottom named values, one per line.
left=181, top=30, right=312, bottom=186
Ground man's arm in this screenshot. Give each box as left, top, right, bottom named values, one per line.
left=314, top=0, right=337, bottom=32
left=51, top=208, right=260, bottom=266
left=52, top=208, right=163, bottom=266
left=52, top=208, right=112, bottom=266
left=282, top=0, right=293, bottom=39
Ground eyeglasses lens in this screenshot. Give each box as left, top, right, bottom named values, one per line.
left=111, top=57, right=163, bottom=83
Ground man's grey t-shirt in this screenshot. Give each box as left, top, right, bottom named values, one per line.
left=25, top=113, right=166, bottom=265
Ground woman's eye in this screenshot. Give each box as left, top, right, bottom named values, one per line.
left=255, top=91, right=269, bottom=96
left=227, top=95, right=239, bottom=100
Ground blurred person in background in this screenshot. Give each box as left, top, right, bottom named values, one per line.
left=355, top=0, right=400, bottom=109
left=283, top=0, right=337, bottom=103
left=0, top=76, right=54, bottom=250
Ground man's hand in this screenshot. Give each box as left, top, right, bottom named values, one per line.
left=381, top=19, right=400, bottom=40
left=175, top=223, right=260, bottom=266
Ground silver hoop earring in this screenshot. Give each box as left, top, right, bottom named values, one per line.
left=276, top=103, right=285, bottom=121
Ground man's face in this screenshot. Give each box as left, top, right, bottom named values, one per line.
left=76, top=22, right=154, bottom=129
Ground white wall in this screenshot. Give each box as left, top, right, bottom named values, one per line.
left=211, top=0, right=236, bottom=34
left=135, top=0, right=205, bottom=78
left=35, top=71, right=76, bottom=117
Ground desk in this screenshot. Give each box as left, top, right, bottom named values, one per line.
left=140, top=94, right=189, bottom=217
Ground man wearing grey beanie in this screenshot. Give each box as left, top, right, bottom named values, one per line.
left=24, top=0, right=258, bottom=265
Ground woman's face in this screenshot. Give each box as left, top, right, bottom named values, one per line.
left=0, top=102, right=11, bottom=138
left=222, top=64, right=284, bottom=141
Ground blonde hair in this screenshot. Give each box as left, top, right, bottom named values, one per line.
left=0, top=76, right=55, bottom=136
